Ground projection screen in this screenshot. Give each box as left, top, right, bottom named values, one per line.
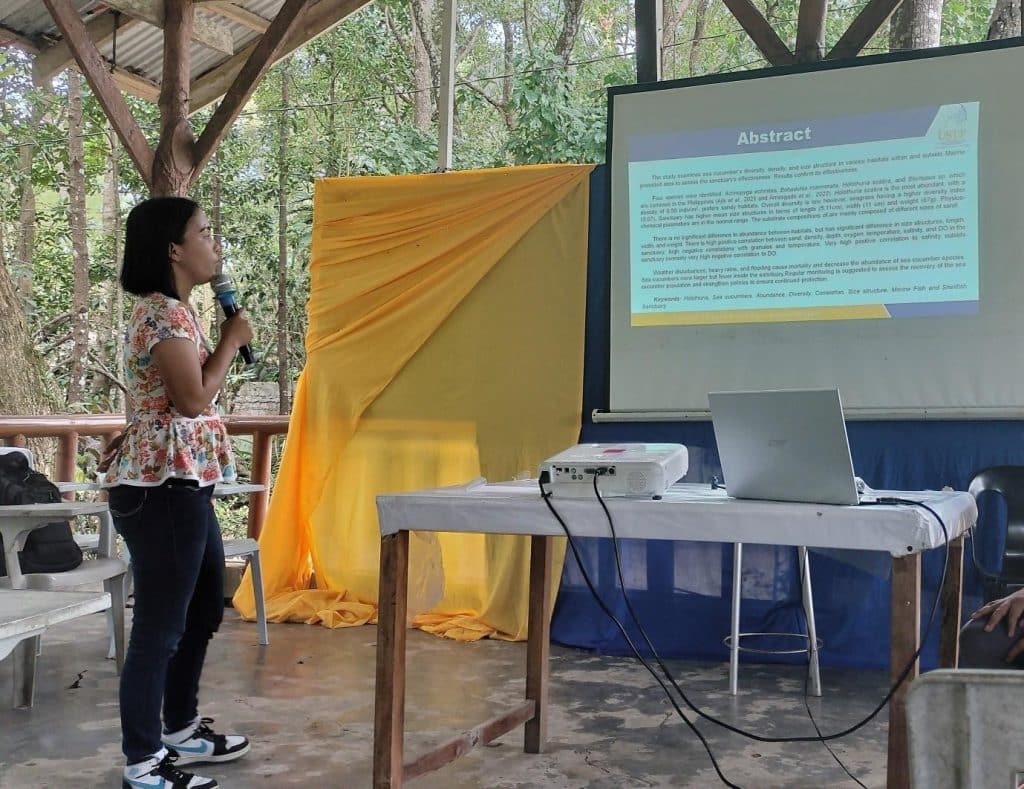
left=607, top=40, right=1024, bottom=418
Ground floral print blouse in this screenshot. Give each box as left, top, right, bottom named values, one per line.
left=99, top=292, right=236, bottom=488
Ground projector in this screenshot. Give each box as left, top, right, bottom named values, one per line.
left=539, top=443, right=688, bottom=499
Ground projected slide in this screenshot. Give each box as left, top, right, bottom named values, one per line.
left=628, top=103, right=979, bottom=326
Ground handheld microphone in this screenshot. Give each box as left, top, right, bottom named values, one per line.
left=209, top=273, right=255, bottom=365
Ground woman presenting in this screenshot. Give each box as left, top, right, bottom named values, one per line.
left=101, top=196, right=253, bottom=789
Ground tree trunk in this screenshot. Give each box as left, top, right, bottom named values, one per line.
left=690, top=0, right=712, bottom=76
left=554, top=0, right=586, bottom=62
left=327, top=73, right=340, bottom=177
left=67, top=71, right=91, bottom=408
left=102, top=125, right=124, bottom=412
left=410, top=0, right=436, bottom=130
left=987, top=0, right=1021, bottom=38
left=0, top=90, right=57, bottom=465
left=889, top=0, right=944, bottom=50
left=502, top=19, right=514, bottom=108
left=14, top=104, right=42, bottom=307
left=662, top=0, right=696, bottom=79
left=277, top=66, right=291, bottom=414
left=201, top=108, right=223, bottom=338
left=307, top=105, right=319, bottom=176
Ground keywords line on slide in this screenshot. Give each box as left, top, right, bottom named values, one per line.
left=627, top=103, right=979, bottom=326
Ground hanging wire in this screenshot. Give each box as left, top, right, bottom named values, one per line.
left=110, top=11, right=120, bottom=74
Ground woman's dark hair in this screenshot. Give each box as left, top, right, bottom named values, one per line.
left=119, top=196, right=199, bottom=298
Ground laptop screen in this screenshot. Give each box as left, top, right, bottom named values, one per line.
left=708, top=388, right=860, bottom=506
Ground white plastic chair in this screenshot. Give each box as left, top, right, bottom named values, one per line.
left=214, top=483, right=268, bottom=646
left=0, top=447, right=127, bottom=671
left=46, top=477, right=269, bottom=646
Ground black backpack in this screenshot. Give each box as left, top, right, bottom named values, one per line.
left=0, top=451, right=84, bottom=577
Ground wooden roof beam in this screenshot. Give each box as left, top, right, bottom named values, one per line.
left=41, top=0, right=154, bottom=189
left=193, top=0, right=311, bottom=180
left=198, top=1, right=272, bottom=33
left=109, top=66, right=162, bottom=102
left=795, top=0, right=827, bottom=61
left=189, top=0, right=371, bottom=112
left=720, top=0, right=797, bottom=65
left=33, top=10, right=144, bottom=86
left=102, top=0, right=234, bottom=55
left=0, top=22, right=41, bottom=53
left=827, top=0, right=903, bottom=59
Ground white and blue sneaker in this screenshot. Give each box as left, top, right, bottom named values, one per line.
left=162, top=716, right=251, bottom=766
left=123, top=749, right=217, bottom=788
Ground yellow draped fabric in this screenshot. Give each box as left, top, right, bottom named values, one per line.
left=233, top=164, right=594, bottom=640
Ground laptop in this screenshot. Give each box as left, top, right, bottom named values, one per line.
left=708, top=388, right=860, bottom=505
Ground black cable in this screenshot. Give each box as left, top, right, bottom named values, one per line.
left=538, top=475, right=742, bottom=789
left=964, top=495, right=1002, bottom=598
left=796, top=548, right=869, bottom=788
left=573, top=474, right=950, bottom=744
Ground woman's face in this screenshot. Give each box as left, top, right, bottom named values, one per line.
left=169, top=208, right=221, bottom=287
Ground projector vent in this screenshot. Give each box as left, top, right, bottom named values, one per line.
left=626, top=470, right=648, bottom=493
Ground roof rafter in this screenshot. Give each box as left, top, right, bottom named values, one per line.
left=189, top=0, right=371, bottom=112
left=40, top=0, right=154, bottom=189
left=827, top=0, right=904, bottom=59
left=198, top=1, right=271, bottom=33
left=720, top=0, right=797, bottom=65
left=102, top=0, right=234, bottom=55
left=193, top=0, right=311, bottom=176
left=33, top=10, right=144, bottom=86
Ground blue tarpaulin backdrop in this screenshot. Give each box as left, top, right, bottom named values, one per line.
left=549, top=165, right=1024, bottom=670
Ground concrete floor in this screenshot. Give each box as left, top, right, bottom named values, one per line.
left=0, top=608, right=891, bottom=788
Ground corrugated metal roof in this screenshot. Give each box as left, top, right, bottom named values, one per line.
left=0, top=1, right=366, bottom=108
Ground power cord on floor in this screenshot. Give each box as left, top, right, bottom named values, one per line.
left=796, top=548, right=869, bottom=788
left=538, top=472, right=743, bottom=789
left=540, top=472, right=952, bottom=787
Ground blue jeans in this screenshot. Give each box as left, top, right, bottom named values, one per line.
left=108, top=480, right=225, bottom=763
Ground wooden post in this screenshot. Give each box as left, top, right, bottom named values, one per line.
left=57, top=431, right=78, bottom=486
left=374, top=531, right=409, bottom=788
left=153, top=0, right=196, bottom=196
left=525, top=535, right=554, bottom=753
left=887, top=552, right=921, bottom=789
left=795, top=0, right=827, bottom=61
left=248, top=431, right=272, bottom=539
left=938, top=535, right=965, bottom=668
left=246, top=431, right=274, bottom=536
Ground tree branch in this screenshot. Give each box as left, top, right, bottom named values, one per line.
left=455, top=21, right=483, bottom=62
left=87, top=353, right=128, bottom=394
left=383, top=5, right=413, bottom=63
left=39, top=331, right=72, bottom=357
left=461, top=79, right=514, bottom=130
left=34, top=311, right=72, bottom=339
left=408, top=0, right=440, bottom=85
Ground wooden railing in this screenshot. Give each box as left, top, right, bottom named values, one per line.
left=0, top=414, right=289, bottom=538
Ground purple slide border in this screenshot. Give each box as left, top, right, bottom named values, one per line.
left=628, top=106, right=940, bottom=161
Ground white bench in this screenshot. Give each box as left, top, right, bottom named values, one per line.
left=0, top=589, right=110, bottom=707
left=0, top=499, right=126, bottom=709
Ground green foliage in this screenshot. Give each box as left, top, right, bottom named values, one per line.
left=0, top=0, right=1003, bottom=423
left=507, top=52, right=607, bottom=164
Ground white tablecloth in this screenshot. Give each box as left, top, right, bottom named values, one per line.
left=376, top=480, right=977, bottom=556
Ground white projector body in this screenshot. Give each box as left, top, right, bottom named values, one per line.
left=539, top=443, right=688, bottom=499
